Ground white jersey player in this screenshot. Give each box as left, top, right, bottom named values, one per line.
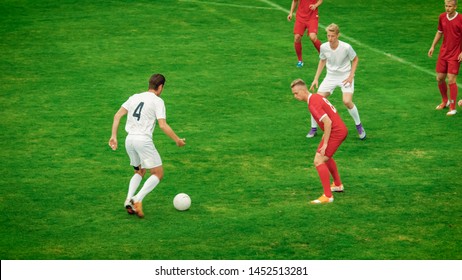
left=308, top=23, right=366, bottom=140
left=109, top=74, right=186, bottom=218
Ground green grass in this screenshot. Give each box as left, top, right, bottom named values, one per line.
left=0, top=0, right=461, bottom=260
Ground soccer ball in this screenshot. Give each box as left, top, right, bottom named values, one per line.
left=173, top=193, right=191, bottom=211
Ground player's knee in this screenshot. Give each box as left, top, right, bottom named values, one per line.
left=309, top=34, right=317, bottom=42
left=313, top=154, right=326, bottom=166
left=343, top=101, right=354, bottom=109
left=294, top=34, right=302, bottom=42
left=150, top=167, right=164, bottom=180
left=133, top=166, right=146, bottom=177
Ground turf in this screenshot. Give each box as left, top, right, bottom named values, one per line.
left=0, top=0, right=461, bottom=260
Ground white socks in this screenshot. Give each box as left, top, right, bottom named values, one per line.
left=348, top=104, right=361, bottom=125
left=127, top=173, right=142, bottom=201
left=133, top=175, right=160, bottom=202
left=310, top=115, right=318, bottom=128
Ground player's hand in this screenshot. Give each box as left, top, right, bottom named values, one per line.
left=458, top=99, right=462, bottom=107
left=309, top=4, right=317, bottom=10
left=310, top=80, right=318, bottom=91
left=176, top=138, right=186, bottom=147
left=342, top=76, right=353, bottom=87
left=109, top=137, right=118, bottom=150
left=319, top=143, right=327, bottom=157
left=428, top=47, right=434, bottom=57
left=458, top=52, right=462, bottom=62
left=287, top=14, right=293, bottom=21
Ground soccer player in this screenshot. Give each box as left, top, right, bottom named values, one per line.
left=308, top=23, right=366, bottom=140
left=291, top=79, right=348, bottom=204
left=109, top=74, right=186, bottom=218
left=287, top=0, right=323, bottom=68
left=428, top=0, right=462, bottom=116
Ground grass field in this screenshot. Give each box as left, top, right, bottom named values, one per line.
left=1, top=0, right=461, bottom=260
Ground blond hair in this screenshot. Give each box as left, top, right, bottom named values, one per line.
left=326, top=23, right=340, bottom=34
left=290, top=78, right=306, bottom=88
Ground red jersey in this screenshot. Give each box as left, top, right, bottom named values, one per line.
left=308, top=94, right=347, bottom=135
left=296, top=0, right=319, bottom=21
left=438, top=12, right=462, bottom=61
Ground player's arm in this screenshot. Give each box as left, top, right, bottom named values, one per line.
left=310, top=59, right=326, bottom=91
left=310, top=0, right=323, bottom=10
left=318, top=114, right=332, bottom=156
left=287, top=0, right=299, bottom=21
left=428, top=31, right=442, bottom=57
left=109, top=107, right=128, bottom=150
left=158, top=118, right=186, bottom=147
left=344, top=56, right=358, bottom=86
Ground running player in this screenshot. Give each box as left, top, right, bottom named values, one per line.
left=291, top=78, right=348, bottom=204
left=109, top=74, right=186, bottom=218
left=287, top=0, right=323, bottom=68
left=428, top=0, right=462, bottom=116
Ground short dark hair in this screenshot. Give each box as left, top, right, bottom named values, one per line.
left=149, top=74, right=166, bottom=90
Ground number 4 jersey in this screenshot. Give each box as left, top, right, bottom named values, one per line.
left=122, top=91, right=166, bottom=138
left=307, top=94, right=347, bottom=135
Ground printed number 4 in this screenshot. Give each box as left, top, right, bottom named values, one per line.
left=133, top=102, right=144, bottom=121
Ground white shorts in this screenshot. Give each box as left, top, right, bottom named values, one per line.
left=125, top=135, right=162, bottom=169
left=318, top=73, right=354, bottom=95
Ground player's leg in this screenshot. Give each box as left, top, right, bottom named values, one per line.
left=125, top=166, right=145, bottom=214
left=294, top=20, right=306, bottom=67
left=130, top=140, right=163, bottom=218
left=341, top=79, right=366, bottom=140
left=435, top=58, right=449, bottom=110
left=124, top=137, right=144, bottom=214
left=306, top=115, right=318, bottom=138
left=308, top=18, right=321, bottom=53
left=311, top=152, right=333, bottom=204
left=326, top=158, right=344, bottom=192
left=446, top=61, right=460, bottom=115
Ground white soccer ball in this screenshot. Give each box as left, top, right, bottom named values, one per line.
left=173, top=193, right=191, bottom=211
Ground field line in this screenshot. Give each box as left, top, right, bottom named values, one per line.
left=258, top=0, right=436, bottom=77
left=179, top=0, right=280, bottom=10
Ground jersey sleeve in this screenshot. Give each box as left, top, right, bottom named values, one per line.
left=154, top=99, right=166, bottom=120
left=347, top=44, right=357, bottom=61
left=121, top=95, right=134, bottom=110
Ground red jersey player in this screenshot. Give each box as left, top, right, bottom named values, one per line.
left=428, top=0, right=462, bottom=116
left=291, top=79, right=348, bottom=204
left=288, top=0, right=323, bottom=68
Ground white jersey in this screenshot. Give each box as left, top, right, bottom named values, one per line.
left=319, top=40, right=357, bottom=75
left=122, top=91, right=166, bottom=138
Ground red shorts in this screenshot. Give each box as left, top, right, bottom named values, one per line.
left=436, top=58, right=461, bottom=75
left=317, top=130, right=348, bottom=158
left=294, top=17, right=319, bottom=36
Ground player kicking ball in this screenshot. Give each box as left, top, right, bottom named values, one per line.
left=291, top=79, right=347, bottom=204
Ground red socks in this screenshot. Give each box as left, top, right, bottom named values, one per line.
left=438, top=82, right=448, bottom=104
left=313, top=39, right=321, bottom=53
left=316, top=164, right=332, bottom=198
left=449, top=83, right=458, bottom=110
left=295, top=42, right=302, bottom=61
left=326, top=158, right=341, bottom=186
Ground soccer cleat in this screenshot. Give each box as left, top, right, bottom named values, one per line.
left=446, top=109, right=457, bottom=116
left=297, top=61, right=304, bottom=68
left=310, top=194, right=334, bottom=204
left=356, top=123, right=366, bottom=140
left=124, top=199, right=135, bottom=215
left=435, top=101, right=450, bottom=110
left=131, top=199, right=144, bottom=218
left=330, top=182, right=344, bottom=192
left=306, top=127, right=317, bottom=138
